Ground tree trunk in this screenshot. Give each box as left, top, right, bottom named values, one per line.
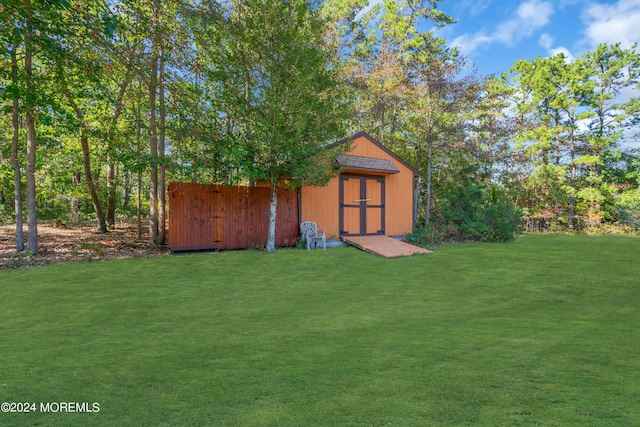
left=10, top=45, right=24, bottom=252
left=25, top=111, right=38, bottom=252
left=425, top=139, right=433, bottom=226
left=24, top=1, right=38, bottom=252
left=123, top=170, right=132, bottom=209
left=266, top=180, right=278, bottom=252
left=106, top=69, right=132, bottom=229
left=106, top=162, right=117, bottom=228
left=137, top=169, right=143, bottom=241
left=158, top=43, right=166, bottom=245
left=148, top=39, right=159, bottom=245
left=136, top=79, right=143, bottom=241
left=70, top=172, right=81, bottom=221
left=380, top=103, right=385, bottom=143
left=569, top=135, right=576, bottom=230
left=80, top=130, right=108, bottom=233
left=413, top=158, right=421, bottom=227
left=60, top=83, right=108, bottom=233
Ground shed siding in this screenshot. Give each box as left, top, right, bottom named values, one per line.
left=301, top=182, right=340, bottom=238
left=301, top=134, right=415, bottom=238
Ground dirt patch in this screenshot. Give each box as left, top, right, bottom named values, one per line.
left=0, top=220, right=169, bottom=270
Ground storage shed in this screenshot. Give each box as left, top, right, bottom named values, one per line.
left=301, top=132, right=418, bottom=239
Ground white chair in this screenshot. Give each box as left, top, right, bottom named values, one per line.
left=300, top=221, right=326, bottom=252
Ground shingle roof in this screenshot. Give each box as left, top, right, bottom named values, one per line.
left=328, top=132, right=419, bottom=177
left=336, top=154, right=400, bottom=174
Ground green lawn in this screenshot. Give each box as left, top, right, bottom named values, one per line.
left=1, top=234, right=639, bottom=426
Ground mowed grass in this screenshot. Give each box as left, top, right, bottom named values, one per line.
left=1, top=234, right=639, bottom=426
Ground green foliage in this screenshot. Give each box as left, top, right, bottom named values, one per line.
left=407, top=220, right=455, bottom=248
left=205, top=0, right=352, bottom=251
left=216, top=0, right=350, bottom=185
left=411, top=169, right=522, bottom=245
left=437, top=181, right=522, bottom=243
left=497, top=43, right=640, bottom=232
left=614, top=189, right=640, bottom=229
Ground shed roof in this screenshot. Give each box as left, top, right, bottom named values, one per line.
left=336, top=154, right=400, bottom=174
left=329, top=131, right=419, bottom=177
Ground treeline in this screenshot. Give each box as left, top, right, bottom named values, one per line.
left=1, top=0, right=639, bottom=253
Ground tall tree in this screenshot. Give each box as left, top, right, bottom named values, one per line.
left=405, top=51, right=481, bottom=225
left=218, top=0, right=349, bottom=252
left=10, top=43, right=24, bottom=251
left=58, top=78, right=110, bottom=233
left=500, top=44, right=639, bottom=229
left=330, top=0, right=454, bottom=140
left=322, top=0, right=460, bottom=226
left=0, top=11, right=26, bottom=250
left=147, top=0, right=160, bottom=244
left=142, top=0, right=185, bottom=245
left=22, top=0, right=38, bottom=252
left=52, top=0, right=124, bottom=233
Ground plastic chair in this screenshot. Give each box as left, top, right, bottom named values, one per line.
left=300, top=221, right=326, bottom=251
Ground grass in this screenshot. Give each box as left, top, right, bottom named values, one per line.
left=1, top=233, right=639, bottom=426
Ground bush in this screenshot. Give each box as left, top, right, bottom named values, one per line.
left=407, top=223, right=439, bottom=248
left=614, top=189, right=640, bottom=229
left=482, top=185, right=523, bottom=242
left=440, top=182, right=522, bottom=243
left=411, top=182, right=522, bottom=247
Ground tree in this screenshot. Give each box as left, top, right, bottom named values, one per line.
left=405, top=51, right=481, bottom=226
left=499, top=44, right=639, bottom=230
left=1, top=0, right=46, bottom=252
left=137, top=0, right=190, bottom=245
left=6, top=29, right=24, bottom=250
left=217, top=0, right=349, bottom=252
left=51, top=0, right=128, bottom=233
left=322, top=0, right=461, bottom=226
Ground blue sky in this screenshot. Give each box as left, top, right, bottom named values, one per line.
left=430, top=0, right=640, bottom=77
left=362, top=0, right=639, bottom=146
left=430, top=0, right=640, bottom=147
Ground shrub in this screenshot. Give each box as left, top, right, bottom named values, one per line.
left=440, top=182, right=521, bottom=243
left=614, top=189, right=640, bottom=229
left=412, top=182, right=522, bottom=247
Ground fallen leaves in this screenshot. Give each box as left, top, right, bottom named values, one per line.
left=0, top=221, right=168, bottom=269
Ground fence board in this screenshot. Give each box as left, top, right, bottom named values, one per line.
left=168, top=182, right=299, bottom=251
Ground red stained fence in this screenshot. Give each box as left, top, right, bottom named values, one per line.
left=168, top=182, right=299, bottom=251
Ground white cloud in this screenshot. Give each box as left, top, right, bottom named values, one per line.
left=539, top=33, right=554, bottom=49
left=539, top=33, right=574, bottom=61
left=581, top=1, right=640, bottom=149
left=452, top=0, right=555, bottom=55
left=549, top=46, right=575, bottom=61
left=451, top=33, right=493, bottom=55
left=451, top=0, right=495, bottom=17
left=517, top=0, right=553, bottom=28
left=583, top=0, right=640, bottom=49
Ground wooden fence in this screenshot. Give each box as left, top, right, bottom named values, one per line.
left=167, top=182, right=299, bottom=251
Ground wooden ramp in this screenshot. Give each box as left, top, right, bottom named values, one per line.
left=342, top=235, right=433, bottom=259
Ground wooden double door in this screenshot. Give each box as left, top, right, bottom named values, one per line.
left=340, top=175, right=385, bottom=236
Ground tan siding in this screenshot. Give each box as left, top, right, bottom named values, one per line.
left=301, top=181, right=340, bottom=238
left=385, top=170, right=414, bottom=235
left=351, top=135, right=415, bottom=236
left=301, top=134, right=416, bottom=238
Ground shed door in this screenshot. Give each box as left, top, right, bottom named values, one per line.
left=189, top=186, right=224, bottom=249
left=340, top=175, right=385, bottom=236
